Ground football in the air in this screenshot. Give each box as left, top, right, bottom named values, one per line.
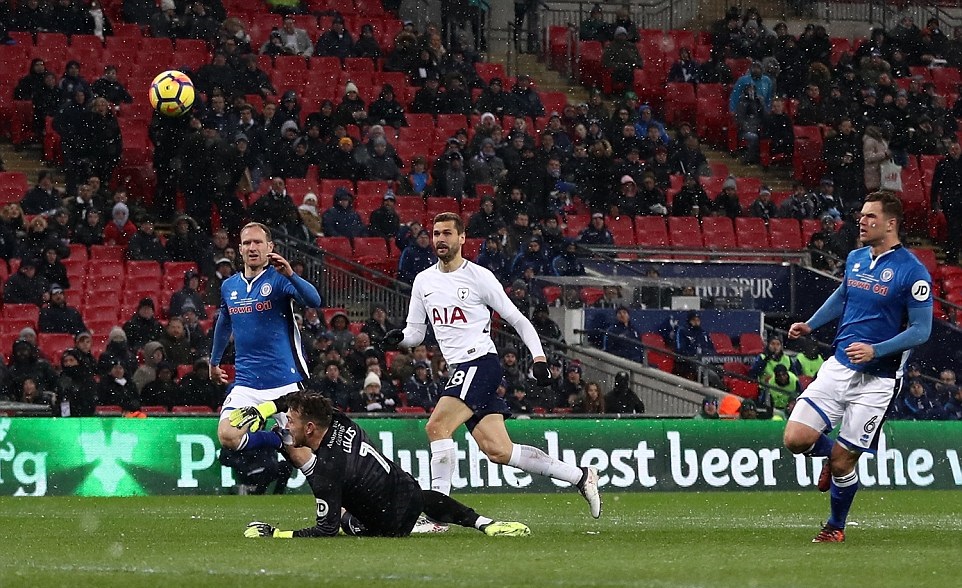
left=149, top=70, right=196, bottom=117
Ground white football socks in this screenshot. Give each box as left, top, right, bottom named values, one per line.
left=508, top=444, right=583, bottom=485
left=429, top=439, right=457, bottom=495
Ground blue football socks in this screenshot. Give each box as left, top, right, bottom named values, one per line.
left=237, top=430, right=281, bottom=451
left=827, top=470, right=859, bottom=529
left=808, top=433, right=834, bottom=458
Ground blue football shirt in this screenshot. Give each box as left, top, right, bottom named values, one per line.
left=211, top=267, right=321, bottom=389
left=834, top=245, right=932, bottom=377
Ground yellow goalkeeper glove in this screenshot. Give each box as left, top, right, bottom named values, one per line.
left=244, top=521, right=294, bottom=539
left=228, top=401, right=279, bottom=432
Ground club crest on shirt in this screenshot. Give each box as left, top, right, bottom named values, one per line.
left=880, top=268, right=894, bottom=282
left=457, top=287, right=469, bottom=300
left=260, top=283, right=272, bottom=297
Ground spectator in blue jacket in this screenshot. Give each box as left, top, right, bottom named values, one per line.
left=475, top=236, right=511, bottom=284
left=943, top=385, right=962, bottom=420
left=551, top=238, right=586, bottom=276
left=675, top=310, right=715, bottom=358
left=404, top=360, right=439, bottom=410
left=674, top=311, right=716, bottom=381
left=633, top=105, right=670, bottom=145
left=321, top=188, right=366, bottom=238
left=509, top=237, right=552, bottom=281
left=898, top=379, right=943, bottom=420
left=397, top=228, right=438, bottom=284
left=577, top=213, right=615, bottom=245
left=603, top=306, right=643, bottom=362
left=729, top=60, right=773, bottom=113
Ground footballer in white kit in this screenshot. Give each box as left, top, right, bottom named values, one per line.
left=385, top=212, right=602, bottom=531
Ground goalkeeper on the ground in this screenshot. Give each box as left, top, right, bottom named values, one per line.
left=239, top=391, right=530, bottom=538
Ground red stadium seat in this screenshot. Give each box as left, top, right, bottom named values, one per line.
left=606, top=216, right=635, bottom=246
left=634, top=215, right=669, bottom=248
left=4, top=304, right=40, bottom=327
left=710, top=332, right=738, bottom=355
left=95, top=405, right=123, bottom=415
left=768, top=218, right=803, bottom=250
left=667, top=217, right=703, bottom=249
left=734, top=217, right=770, bottom=250
left=700, top=216, right=736, bottom=250
left=739, top=333, right=764, bottom=355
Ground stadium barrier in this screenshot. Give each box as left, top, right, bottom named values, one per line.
left=1, top=418, right=960, bottom=496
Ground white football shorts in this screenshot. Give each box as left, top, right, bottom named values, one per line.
left=219, top=382, right=302, bottom=427
left=788, top=356, right=897, bottom=453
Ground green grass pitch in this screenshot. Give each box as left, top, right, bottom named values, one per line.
left=0, top=491, right=957, bottom=588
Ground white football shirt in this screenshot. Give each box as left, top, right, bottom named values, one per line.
left=406, top=260, right=546, bottom=365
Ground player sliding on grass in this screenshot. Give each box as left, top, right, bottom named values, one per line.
left=784, top=192, right=932, bottom=543
left=382, top=212, right=602, bottom=532
left=243, top=391, right=530, bottom=538
left=211, top=222, right=321, bottom=453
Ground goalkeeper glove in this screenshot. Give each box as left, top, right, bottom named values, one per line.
left=228, top=400, right=279, bottom=432
left=532, top=361, right=551, bottom=386
left=244, top=521, right=293, bottom=539
left=382, top=329, right=405, bottom=350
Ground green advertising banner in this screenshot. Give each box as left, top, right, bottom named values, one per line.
left=1, top=417, right=960, bottom=496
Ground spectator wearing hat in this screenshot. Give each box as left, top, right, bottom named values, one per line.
left=749, top=185, right=777, bottom=222
left=71, top=205, right=105, bottom=250
left=551, top=238, right=586, bottom=277
left=72, top=331, right=97, bottom=373
left=468, top=138, right=507, bottom=187
left=606, top=370, right=645, bottom=414
left=674, top=310, right=715, bottom=379
left=813, top=177, right=841, bottom=220
left=294, top=192, right=322, bottom=237
left=438, top=74, right=473, bottom=116
left=397, top=228, right=438, bottom=284
left=97, top=327, right=138, bottom=378
left=123, top=297, right=165, bottom=351
left=510, top=236, right=551, bottom=281
left=3, top=258, right=47, bottom=306
left=351, top=370, right=395, bottom=413
left=509, top=74, right=546, bottom=119
left=36, top=246, right=69, bottom=290
left=777, top=181, right=817, bottom=221
left=762, top=363, right=800, bottom=418
left=475, top=237, right=511, bottom=284
left=561, top=363, right=586, bottom=410
left=321, top=188, right=365, bottom=238
left=749, top=334, right=799, bottom=385
left=734, top=83, right=767, bottom=164
left=323, top=136, right=362, bottom=180
left=475, top=78, right=512, bottom=118
left=711, top=175, right=742, bottom=219
left=368, top=85, right=407, bottom=128
left=738, top=398, right=759, bottom=420
left=364, top=137, right=401, bottom=182
left=205, top=257, right=236, bottom=306
left=578, top=213, right=615, bottom=245
left=38, top=284, right=87, bottom=335
left=353, top=23, right=383, bottom=59
left=179, top=301, right=209, bottom=356
left=56, top=348, right=98, bottom=416
left=409, top=72, right=443, bottom=114
left=169, top=269, right=207, bottom=320
left=4, top=339, right=57, bottom=400
left=97, top=357, right=139, bottom=408
left=695, top=395, right=720, bottom=419
left=601, top=26, right=643, bottom=93
left=603, top=306, right=643, bottom=362
left=315, top=15, right=353, bottom=59
left=907, top=114, right=944, bottom=156
left=126, top=216, right=170, bottom=263
left=579, top=3, right=607, bottom=42
left=165, top=214, right=209, bottom=268
left=103, top=202, right=136, bottom=247
left=364, top=190, right=399, bottom=240
left=435, top=150, right=471, bottom=199
left=333, top=82, right=368, bottom=128
left=404, top=360, right=439, bottom=410
left=132, top=340, right=166, bottom=393
left=531, top=302, right=564, bottom=344
left=361, top=304, right=397, bottom=349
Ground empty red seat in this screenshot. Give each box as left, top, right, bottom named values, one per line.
left=606, top=216, right=635, bottom=246
left=316, top=236, right=353, bottom=258
left=734, top=217, right=770, bottom=249
left=768, top=218, right=803, bottom=250
left=700, top=216, right=736, bottom=250
left=668, top=217, right=703, bottom=248
left=710, top=332, right=737, bottom=354
left=739, top=332, right=764, bottom=355
left=634, top=216, right=669, bottom=248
